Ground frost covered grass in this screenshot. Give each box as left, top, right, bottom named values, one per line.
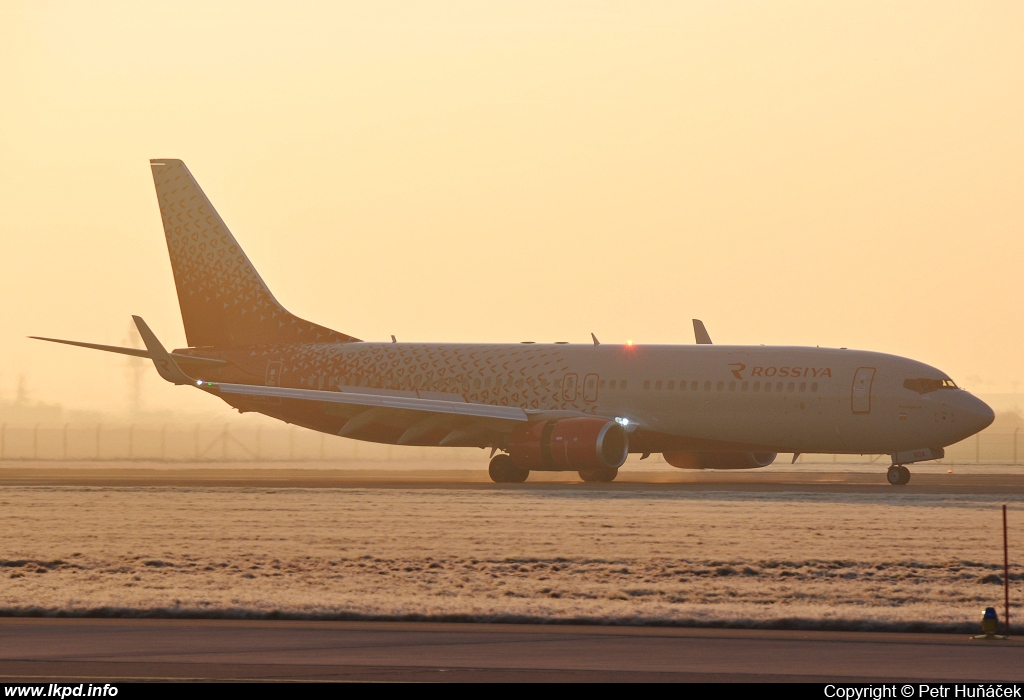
left=0, top=486, right=1020, bottom=632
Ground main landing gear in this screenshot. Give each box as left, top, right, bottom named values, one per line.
left=579, top=467, right=619, bottom=483
left=488, top=453, right=529, bottom=483
left=886, top=465, right=911, bottom=486
left=486, top=454, right=621, bottom=484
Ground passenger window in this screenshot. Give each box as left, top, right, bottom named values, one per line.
left=655, top=380, right=662, bottom=390
left=811, top=382, right=818, bottom=392
left=485, top=376, right=493, bottom=388
left=644, top=380, right=651, bottom=390
left=716, top=381, right=724, bottom=391
left=474, top=378, right=481, bottom=389
left=691, top=381, right=698, bottom=391
left=787, top=382, right=795, bottom=392
left=621, top=381, right=627, bottom=391
left=729, top=381, right=736, bottom=391
left=599, top=379, right=606, bottom=389
left=704, top=381, right=711, bottom=391
left=776, top=382, right=783, bottom=392
left=679, top=380, right=686, bottom=391
left=741, top=381, right=749, bottom=391
left=753, top=381, right=760, bottom=392
left=609, top=380, right=616, bottom=390
left=667, top=380, right=674, bottom=390
left=799, top=382, right=806, bottom=392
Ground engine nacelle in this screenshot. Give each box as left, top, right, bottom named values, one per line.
left=663, top=451, right=777, bottom=470
left=508, top=418, right=629, bottom=472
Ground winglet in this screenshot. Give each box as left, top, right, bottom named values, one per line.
left=132, top=316, right=196, bottom=386
left=591, top=333, right=600, bottom=346
left=693, top=319, right=713, bottom=345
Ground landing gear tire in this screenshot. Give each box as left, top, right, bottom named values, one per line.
left=579, top=467, right=619, bottom=483
left=886, top=465, right=911, bottom=486
left=488, top=454, right=529, bottom=483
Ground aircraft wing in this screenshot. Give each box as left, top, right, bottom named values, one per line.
left=201, top=380, right=528, bottom=423
left=129, top=315, right=542, bottom=446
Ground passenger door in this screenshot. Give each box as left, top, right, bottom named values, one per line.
left=562, top=373, right=578, bottom=402
left=583, top=373, right=599, bottom=403
left=851, top=367, right=875, bottom=414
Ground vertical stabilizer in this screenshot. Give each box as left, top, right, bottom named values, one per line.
left=150, top=159, right=359, bottom=347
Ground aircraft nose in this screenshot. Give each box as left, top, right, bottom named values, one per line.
left=961, top=393, right=995, bottom=435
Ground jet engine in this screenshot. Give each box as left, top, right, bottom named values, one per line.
left=663, top=451, right=777, bottom=470
left=508, top=418, right=629, bottom=471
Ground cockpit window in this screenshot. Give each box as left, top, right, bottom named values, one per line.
left=903, top=377, right=958, bottom=394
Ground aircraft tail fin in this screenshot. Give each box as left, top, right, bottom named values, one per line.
left=150, top=159, right=360, bottom=347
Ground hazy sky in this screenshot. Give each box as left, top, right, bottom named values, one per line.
left=1, top=1, right=1022, bottom=414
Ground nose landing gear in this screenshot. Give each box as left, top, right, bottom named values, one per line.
left=885, top=448, right=943, bottom=486
left=886, top=465, right=911, bottom=486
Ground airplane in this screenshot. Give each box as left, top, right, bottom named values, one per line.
left=32, top=159, right=995, bottom=486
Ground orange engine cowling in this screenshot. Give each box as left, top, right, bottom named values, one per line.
left=508, top=418, right=629, bottom=472
left=663, top=451, right=777, bottom=470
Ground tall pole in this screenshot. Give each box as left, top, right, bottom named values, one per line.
left=1004, top=504, right=1010, bottom=635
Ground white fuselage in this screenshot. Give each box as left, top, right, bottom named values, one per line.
left=239, top=341, right=994, bottom=455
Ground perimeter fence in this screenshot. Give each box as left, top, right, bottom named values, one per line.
left=0, top=423, right=1019, bottom=464
left=0, top=423, right=479, bottom=462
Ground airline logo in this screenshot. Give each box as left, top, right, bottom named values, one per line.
left=728, top=363, right=832, bottom=381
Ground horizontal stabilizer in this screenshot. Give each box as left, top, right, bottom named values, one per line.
left=30, top=336, right=226, bottom=366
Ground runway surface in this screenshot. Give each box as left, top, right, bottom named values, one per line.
left=0, top=463, right=1022, bottom=493
left=0, top=619, right=1021, bottom=682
